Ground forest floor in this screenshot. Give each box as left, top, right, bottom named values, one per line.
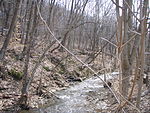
left=0, top=35, right=112, bottom=112
left=0, top=36, right=149, bottom=113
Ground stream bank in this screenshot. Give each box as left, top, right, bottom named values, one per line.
left=1, top=72, right=150, bottom=113
left=17, top=72, right=118, bottom=113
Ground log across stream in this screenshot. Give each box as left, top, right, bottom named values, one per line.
left=19, top=72, right=119, bottom=113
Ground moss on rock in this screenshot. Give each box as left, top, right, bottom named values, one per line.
left=8, top=69, right=23, bottom=80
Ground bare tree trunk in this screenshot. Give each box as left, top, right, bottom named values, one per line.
left=20, top=0, right=32, bottom=59
left=20, top=0, right=30, bottom=44
left=121, top=0, right=131, bottom=98
left=19, top=1, right=34, bottom=108
left=0, top=0, right=21, bottom=61
left=136, top=0, right=148, bottom=108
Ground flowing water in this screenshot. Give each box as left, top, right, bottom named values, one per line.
left=19, top=72, right=118, bottom=113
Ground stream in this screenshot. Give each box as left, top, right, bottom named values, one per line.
left=19, top=72, right=119, bottom=113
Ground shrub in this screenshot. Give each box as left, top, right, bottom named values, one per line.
left=8, top=69, right=23, bottom=80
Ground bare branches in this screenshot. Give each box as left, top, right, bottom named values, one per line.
left=123, top=0, right=141, bottom=22
left=36, top=2, right=121, bottom=105
left=111, top=0, right=123, bottom=9
left=117, top=92, right=141, bottom=113
left=121, top=34, right=137, bottom=49
left=99, top=37, right=117, bottom=48
left=129, top=29, right=141, bottom=36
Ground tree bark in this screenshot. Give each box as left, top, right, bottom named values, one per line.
left=19, top=1, right=34, bottom=108
left=136, top=0, right=148, bottom=108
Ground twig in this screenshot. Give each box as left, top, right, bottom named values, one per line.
left=99, top=37, right=117, bottom=48
left=121, top=34, right=137, bottom=48
left=124, top=0, right=141, bottom=22
left=129, top=29, right=141, bottom=36
left=117, top=92, right=141, bottom=113
left=111, top=0, right=123, bottom=9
